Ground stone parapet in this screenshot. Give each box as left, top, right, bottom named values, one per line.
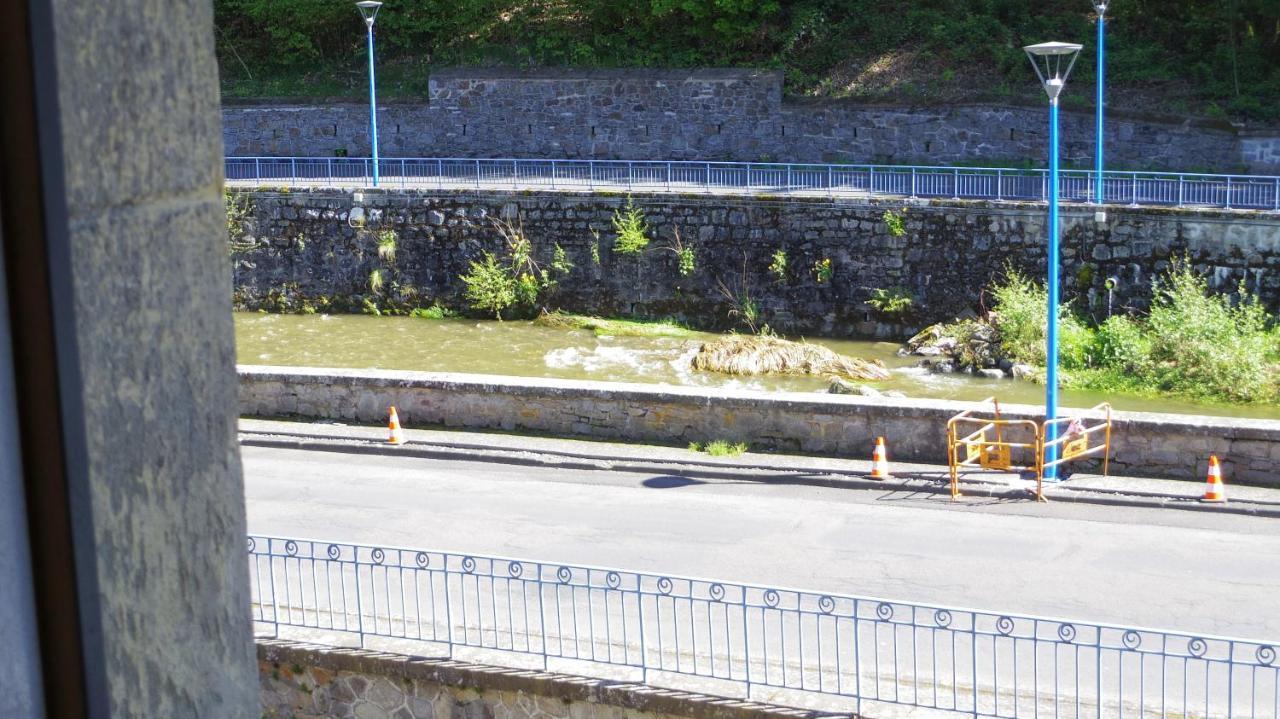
left=238, top=366, right=1280, bottom=485
left=258, top=640, right=855, bottom=719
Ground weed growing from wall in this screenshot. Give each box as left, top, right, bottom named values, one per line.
left=611, top=198, right=651, bottom=255
left=768, top=249, right=787, bottom=281
left=867, top=286, right=916, bottom=317
left=883, top=209, right=907, bottom=237
left=813, top=257, right=833, bottom=284
left=376, top=229, right=398, bottom=264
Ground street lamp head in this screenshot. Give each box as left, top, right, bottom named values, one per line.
left=1024, top=41, right=1082, bottom=101
left=356, top=0, right=382, bottom=26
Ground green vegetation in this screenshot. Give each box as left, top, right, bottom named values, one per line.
left=460, top=219, right=573, bottom=319
left=225, top=190, right=255, bottom=254
left=375, top=229, right=398, bottom=264
left=215, top=1, right=1279, bottom=121
left=768, top=249, right=788, bottom=281
left=410, top=304, right=457, bottom=320
left=813, top=257, right=833, bottom=284
left=611, top=199, right=651, bottom=256
left=883, top=209, right=906, bottom=238
left=688, top=440, right=749, bottom=457
left=987, top=265, right=1279, bottom=404
left=867, top=286, right=915, bottom=318
left=535, top=311, right=695, bottom=338
left=368, top=268, right=384, bottom=294
left=663, top=228, right=697, bottom=276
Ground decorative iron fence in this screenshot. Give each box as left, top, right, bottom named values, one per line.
left=224, top=157, right=1280, bottom=211
left=247, top=535, right=1278, bottom=718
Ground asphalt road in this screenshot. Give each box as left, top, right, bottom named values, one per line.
left=241, top=445, right=1280, bottom=642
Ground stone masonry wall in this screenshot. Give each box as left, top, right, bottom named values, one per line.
left=229, top=189, right=1280, bottom=339
left=258, top=640, right=851, bottom=719
left=221, top=68, right=1280, bottom=174
left=238, top=367, right=1280, bottom=485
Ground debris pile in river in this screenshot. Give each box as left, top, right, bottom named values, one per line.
left=692, top=335, right=891, bottom=381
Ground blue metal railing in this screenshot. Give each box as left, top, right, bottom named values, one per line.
left=224, top=156, right=1280, bottom=211
left=248, top=535, right=1279, bottom=718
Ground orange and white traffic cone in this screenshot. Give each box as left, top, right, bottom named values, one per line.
left=387, top=406, right=406, bottom=445
left=1201, top=455, right=1226, bottom=503
left=870, top=436, right=891, bottom=479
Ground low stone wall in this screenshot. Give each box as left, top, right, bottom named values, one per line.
left=238, top=366, right=1280, bottom=486
left=258, top=640, right=850, bottom=719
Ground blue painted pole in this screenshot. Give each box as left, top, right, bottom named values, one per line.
left=1095, top=10, right=1105, bottom=203
left=366, top=23, right=380, bottom=187
left=1045, top=97, right=1061, bottom=480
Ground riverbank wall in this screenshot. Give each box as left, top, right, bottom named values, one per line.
left=238, top=366, right=1280, bottom=486
left=221, top=68, right=1280, bottom=174
left=229, top=188, right=1280, bottom=338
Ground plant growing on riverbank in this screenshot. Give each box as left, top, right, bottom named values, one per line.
left=460, top=219, right=572, bottom=319
left=867, top=287, right=915, bottom=318
left=611, top=198, right=651, bottom=255
left=966, top=264, right=1280, bottom=404
left=368, top=268, right=384, bottom=294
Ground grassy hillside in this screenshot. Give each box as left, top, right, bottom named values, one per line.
left=215, top=0, right=1280, bottom=122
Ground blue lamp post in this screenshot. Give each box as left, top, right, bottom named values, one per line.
left=1025, top=41, right=1082, bottom=481
left=356, top=1, right=383, bottom=187
left=1094, top=2, right=1109, bottom=205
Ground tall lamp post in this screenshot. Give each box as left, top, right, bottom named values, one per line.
left=1024, top=41, right=1082, bottom=481
left=1094, top=2, right=1109, bottom=207
left=357, top=1, right=383, bottom=187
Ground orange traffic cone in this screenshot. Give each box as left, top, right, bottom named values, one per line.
left=387, top=406, right=406, bottom=445
left=870, top=436, right=891, bottom=479
left=1201, top=455, right=1226, bottom=503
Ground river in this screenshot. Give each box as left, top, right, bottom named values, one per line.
left=234, top=313, right=1280, bottom=419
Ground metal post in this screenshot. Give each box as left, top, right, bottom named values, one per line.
left=1225, top=177, right=1232, bottom=209
left=1274, top=177, right=1279, bottom=211
left=911, top=168, right=917, bottom=198
left=827, top=164, right=833, bottom=198
left=1131, top=173, right=1137, bottom=206
left=996, top=169, right=1003, bottom=200
left=628, top=161, right=633, bottom=191
left=953, top=167, right=960, bottom=199
left=327, top=157, right=333, bottom=184
left=706, top=162, right=712, bottom=194
left=668, top=162, right=673, bottom=192
left=1095, top=6, right=1106, bottom=204
left=550, top=159, right=556, bottom=190
left=254, top=157, right=260, bottom=182
left=475, top=159, right=480, bottom=190
left=1045, top=97, right=1062, bottom=481
left=437, top=159, right=443, bottom=191
left=1178, top=175, right=1185, bottom=207
left=365, top=22, right=380, bottom=187
left=400, top=158, right=406, bottom=189
left=787, top=164, right=792, bottom=193
left=868, top=166, right=875, bottom=195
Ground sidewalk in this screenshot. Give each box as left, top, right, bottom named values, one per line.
left=239, top=418, right=1280, bottom=518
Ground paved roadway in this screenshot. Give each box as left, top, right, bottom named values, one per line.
left=242, top=445, right=1280, bottom=642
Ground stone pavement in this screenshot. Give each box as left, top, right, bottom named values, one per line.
left=239, top=418, right=1280, bottom=518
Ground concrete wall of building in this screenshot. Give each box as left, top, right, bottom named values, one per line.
left=259, top=640, right=835, bottom=719
left=237, top=367, right=1280, bottom=485
left=49, top=0, right=258, bottom=713
left=229, top=189, right=1280, bottom=338
left=221, top=69, right=1280, bottom=174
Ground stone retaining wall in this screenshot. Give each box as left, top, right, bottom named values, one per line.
left=258, top=640, right=841, bottom=719
left=238, top=366, right=1280, bottom=486
left=221, top=68, right=1279, bottom=174
left=230, top=189, right=1280, bottom=338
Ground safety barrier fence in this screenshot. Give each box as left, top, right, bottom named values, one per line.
left=248, top=534, right=1279, bottom=718
left=224, top=156, right=1280, bottom=211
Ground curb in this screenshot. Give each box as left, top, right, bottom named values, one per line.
left=239, top=431, right=1280, bottom=519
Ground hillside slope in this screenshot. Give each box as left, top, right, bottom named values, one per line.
left=215, top=0, right=1280, bottom=123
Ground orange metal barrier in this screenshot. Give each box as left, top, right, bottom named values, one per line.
left=946, top=399, right=1112, bottom=501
